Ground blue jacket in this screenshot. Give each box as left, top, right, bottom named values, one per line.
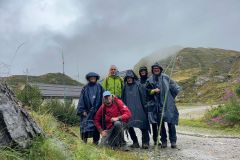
left=146, top=73, right=181, bottom=125
left=77, top=82, right=104, bottom=133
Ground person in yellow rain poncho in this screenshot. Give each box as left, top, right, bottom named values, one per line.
left=102, top=65, right=124, bottom=98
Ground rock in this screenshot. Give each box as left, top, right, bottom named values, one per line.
left=0, top=82, right=42, bottom=149
left=195, top=76, right=211, bottom=86
left=213, top=75, right=226, bottom=82
left=197, top=92, right=203, bottom=97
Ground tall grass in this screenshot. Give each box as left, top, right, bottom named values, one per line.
left=0, top=112, right=141, bottom=160
left=40, top=99, right=79, bottom=126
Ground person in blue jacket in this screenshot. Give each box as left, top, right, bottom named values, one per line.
left=146, top=62, right=181, bottom=148
left=77, top=72, right=104, bottom=144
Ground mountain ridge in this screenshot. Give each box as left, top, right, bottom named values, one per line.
left=134, top=47, right=240, bottom=103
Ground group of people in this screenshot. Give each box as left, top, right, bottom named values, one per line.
left=77, top=63, right=181, bottom=150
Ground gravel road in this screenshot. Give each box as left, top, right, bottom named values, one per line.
left=126, top=105, right=240, bottom=160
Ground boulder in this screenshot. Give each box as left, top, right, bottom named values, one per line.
left=213, top=75, right=226, bottom=82
left=195, top=76, right=211, bottom=86
left=0, top=82, right=42, bottom=149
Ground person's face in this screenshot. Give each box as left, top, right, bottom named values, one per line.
left=153, top=67, right=161, bottom=75
left=89, top=77, right=97, bottom=83
left=140, top=70, right=147, bottom=76
left=104, top=95, right=113, bottom=106
left=127, top=77, right=134, bottom=84
left=110, top=67, right=117, bottom=76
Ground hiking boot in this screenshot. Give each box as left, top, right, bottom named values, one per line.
left=154, top=141, right=157, bottom=145
left=120, top=145, right=130, bottom=152
left=130, top=142, right=140, bottom=148
left=82, top=138, right=87, bottom=144
left=93, top=141, right=99, bottom=145
left=154, top=141, right=161, bottom=146
left=171, top=142, right=177, bottom=149
left=161, top=142, right=167, bottom=148
left=142, top=144, right=149, bottom=149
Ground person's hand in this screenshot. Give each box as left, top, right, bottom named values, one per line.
left=82, top=112, right=87, bottom=117
left=154, top=88, right=160, bottom=93
left=101, top=130, right=108, bottom=137
left=111, top=117, right=119, bottom=122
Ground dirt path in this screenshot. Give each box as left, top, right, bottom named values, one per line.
left=127, top=105, right=240, bottom=160
left=178, top=105, right=214, bottom=119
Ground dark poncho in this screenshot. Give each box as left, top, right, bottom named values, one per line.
left=146, top=73, right=181, bottom=125
left=122, top=82, right=148, bottom=129
left=77, top=82, right=104, bottom=134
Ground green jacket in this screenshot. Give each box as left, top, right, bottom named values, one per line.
left=102, top=76, right=123, bottom=98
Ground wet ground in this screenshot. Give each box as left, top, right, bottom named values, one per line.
left=129, top=132, right=240, bottom=160
left=126, top=105, right=240, bottom=160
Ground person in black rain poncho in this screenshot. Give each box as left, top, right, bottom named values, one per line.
left=122, top=70, right=150, bottom=149
left=77, top=72, right=104, bottom=144
left=139, top=66, right=149, bottom=85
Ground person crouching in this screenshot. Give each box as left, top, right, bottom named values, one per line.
left=94, top=91, right=132, bottom=150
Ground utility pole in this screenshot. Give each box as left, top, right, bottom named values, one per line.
left=77, top=64, right=80, bottom=82
left=61, top=48, right=66, bottom=105
left=23, top=68, right=29, bottom=105
left=62, top=48, right=65, bottom=76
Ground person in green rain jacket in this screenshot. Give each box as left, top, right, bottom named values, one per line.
left=102, top=65, right=124, bottom=98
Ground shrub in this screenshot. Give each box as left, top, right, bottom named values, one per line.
left=17, top=85, right=43, bottom=111
left=205, top=98, right=240, bottom=126
left=40, top=99, right=79, bottom=126
left=224, top=98, right=240, bottom=125
left=205, top=105, right=226, bottom=118
left=235, top=85, right=240, bottom=97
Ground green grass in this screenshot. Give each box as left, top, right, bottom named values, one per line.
left=0, top=112, right=143, bottom=160
left=179, top=118, right=240, bottom=136
left=6, top=72, right=83, bottom=92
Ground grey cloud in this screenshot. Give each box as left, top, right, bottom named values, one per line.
left=0, top=0, right=240, bottom=82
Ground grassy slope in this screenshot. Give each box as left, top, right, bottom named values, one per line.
left=179, top=118, right=240, bottom=137
left=134, top=47, right=240, bottom=104
left=6, top=73, right=83, bottom=91
left=0, top=112, right=146, bottom=160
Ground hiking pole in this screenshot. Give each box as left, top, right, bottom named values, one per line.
left=154, top=54, right=178, bottom=151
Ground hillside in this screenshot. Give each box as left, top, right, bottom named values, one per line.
left=134, top=47, right=240, bottom=103
left=6, top=73, right=83, bottom=90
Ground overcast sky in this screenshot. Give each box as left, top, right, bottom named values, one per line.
left=0, top=0, right=240, bottom=82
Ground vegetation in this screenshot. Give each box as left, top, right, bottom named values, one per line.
left=7, top=73, right=83, bottom=92
left=1, top=88, right=143, bottom=160
left=134, top=47, right=240, bottom=103
left=235, top=84, right=240, bottom=97
left=0, top=112, right=143, bottom=160
left=17, top=85, right=43, bottom=111
left=179, top=86, right=240, bottom=135
left=179, top=118, right=240, bottom=136
left=204, top=100, right=240, bottom=126
left=204, top=86, right=240, bottom=126
left=41, top=99, right=79, bottom=126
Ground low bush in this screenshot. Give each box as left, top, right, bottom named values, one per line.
left=205, top=98, right=240, bottom=126
left=17, top=85, right=43, bottom=111
left=40, top=99, right=79, bottom=126
left=235, top=85, right=240, bottom=97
